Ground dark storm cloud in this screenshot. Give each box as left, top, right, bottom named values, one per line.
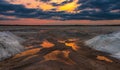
left=0, top=0, right=7, bottom=4
left=0, top=0, right=120, bottom=20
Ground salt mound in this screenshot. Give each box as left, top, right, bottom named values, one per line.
left=0, top=31, right=25, bottom=61
left=85, top=32, right=120, bottom=59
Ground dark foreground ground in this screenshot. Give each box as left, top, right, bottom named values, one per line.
left=0, top=25, right=120, bottom=70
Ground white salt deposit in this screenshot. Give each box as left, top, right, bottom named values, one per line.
left=85, top=32, right=120, bottom=59
left=0, top=31, right=25, bottom=61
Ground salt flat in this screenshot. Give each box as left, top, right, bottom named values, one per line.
left=0, top=25, right=120, bottom=70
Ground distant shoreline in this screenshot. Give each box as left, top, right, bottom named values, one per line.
left=0, top=25, right=120, bottom=26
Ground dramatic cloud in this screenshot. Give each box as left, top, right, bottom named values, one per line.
left=0, top=0, right=120, bottom=20
left=6, top=0, right=80, bottom=13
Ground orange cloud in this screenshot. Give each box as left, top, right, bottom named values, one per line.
left=57, top=0, right=81, bottom=13
left=6, top=0, right=81, bottom=13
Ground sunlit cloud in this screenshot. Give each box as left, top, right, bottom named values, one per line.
left=57, top=0, right=81, bottom=13
left=6, top=0, right=81, bottom=13
left=49, top=0, right=66, bottom=4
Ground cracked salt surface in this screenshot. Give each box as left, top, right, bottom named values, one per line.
left=0, top=31, right=25, bottom=61
left=85, top=32, right=120, bottom=59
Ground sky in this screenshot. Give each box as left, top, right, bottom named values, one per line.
left=0, top=0, right=120, bottom=25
